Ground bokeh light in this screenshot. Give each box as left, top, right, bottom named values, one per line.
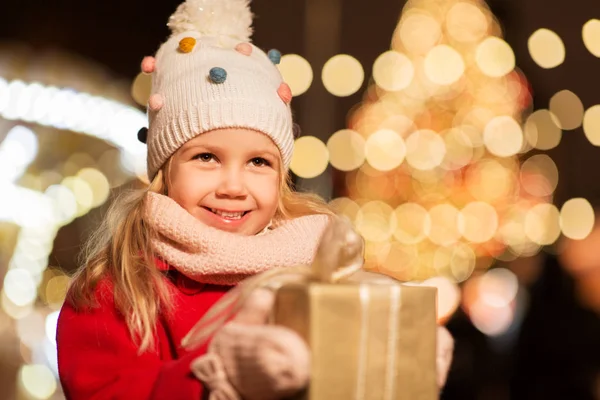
left=524, top=109, right=562, bottom=150
left=483, top=116, right=523, bottom=157
left=549, top=90, right=584, bottom=130
left=524, top=203, right=561, bottom=245
left=355, top=201, right=397, bottom=242
left=327, top=129, right=365, bottom=171
left=445, top=2, right=488, bottom=43
left=583, top=105, right=600, bottom=146
left=528, top=28, right=565, bottom=69
left=373, top=51, right=414, bottom=92
left=582, top=19, right=600, bottom=57
left=19, top=364, right=57, bottom=400
left=424, top=45, right=465, bottom=85
left=364, top=129, right=406, bottom=171
left=560, top=198, right=595, bottom=240
left=393, top=203, right=431, bottom=244
left=459, top=202, right=498, bottom=243
left=290, top=136, right=329, bottom=179
left=396, top=11, right=441, bottom=55
left=427, top=204, right=461, bottom=246
left=476, top=37, right=515, bottom=78
left=322, top=54, right=364, bottom=97
left=277, top=54, right=313, bottom=96
left=520, top=154, right=559, bottom=197
left=131, top=72, right=152, bottom=107
left=405, top=129, right=446, bottom=170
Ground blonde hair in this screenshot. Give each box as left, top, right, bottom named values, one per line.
left=67, top=160, right=334, bottom=353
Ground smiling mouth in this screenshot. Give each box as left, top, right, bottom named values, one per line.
left=203, top=207, right=249, bottom=220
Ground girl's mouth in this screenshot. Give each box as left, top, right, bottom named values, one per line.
left=203, top=207, right=249, bottom=220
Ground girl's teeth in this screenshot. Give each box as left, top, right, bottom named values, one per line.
left=211, top=209, right=244, bottom=219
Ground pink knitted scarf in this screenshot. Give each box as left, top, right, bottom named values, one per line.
left=143, top=193, right=331, bottom=285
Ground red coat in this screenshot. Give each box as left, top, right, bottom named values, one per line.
left=57, top=259, right=230, bottom=400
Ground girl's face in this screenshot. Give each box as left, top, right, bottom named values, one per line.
left=168, top=128, right=281, bottom=235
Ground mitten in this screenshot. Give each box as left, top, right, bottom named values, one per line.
left=191, top=289, right=309, bottom=400
left=436, top=325, right=454, bottom=388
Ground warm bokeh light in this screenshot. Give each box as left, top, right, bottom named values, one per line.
left=441, top=127, right=474, bottom=170
left=393, top=203, right=431, bottom=244
left=364, top=129, right=406, bottom=171
left=326, top=129, right=365, bottom=171
left=424, top=45, right=465, bottom=85
left=290, top=136, right=329, bottom=179
left=459, top=202, right=499, bottom=243
left=466, top=159, right=514, bottom=202
left=277, top=54, right=313, bottom=96
left=560, top=198, right=595, bottom=240
left=520, top=154, right=559, bottom=197
left=549, top=90, right=584, bottom=130
left=525, top=203, right=561, bottom=245
left=131, top=72, right=152, bottom=107
left=396, top=11, right=441, bottom=55
left=427, top=204, right=461, bottom=246
left=483, top=116, right=523, bottom=157
left=445, top=2, right=488, bottom=43
left=528, top=28, right=565, bottom=69
left=322, top=54, right=364, bottom=97
left=420, top=276, right=461, bottom=324
left=19, top=364, right=57, bottom=400
left=405, top=129, right=446, bottom=170
left=475, top=37, right=515, bottom=78
left=449, top=243, right=477, bottom=282
left=328, top=197, right=360, bottom=222
left=524, top=109, right=562, bottom=150
left=373, top=51, right=414, bottom=92
left=478, top=268, right=519, bottom=308
left=583, top=105, right=600, bottom=146
left=355, top=201, right=397, bottom=242
left=582, top=19, right=600, bottom=57
left=76, top=168, right=110, bottom=208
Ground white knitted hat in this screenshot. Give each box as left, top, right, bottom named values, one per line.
left=139, top=0, right=295, bottom=180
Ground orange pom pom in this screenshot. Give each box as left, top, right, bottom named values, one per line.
left=178, top=37, right=196, bottom=53
left=277, top=83, right=292, bottom=104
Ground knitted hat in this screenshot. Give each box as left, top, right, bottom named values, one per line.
left=139, top=0, right=295, bottom=180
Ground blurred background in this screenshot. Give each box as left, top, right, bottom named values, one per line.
left=0, top=0, right=599, bottom=399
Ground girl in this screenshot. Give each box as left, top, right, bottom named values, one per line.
left=57, top=0, right=453, bottom=399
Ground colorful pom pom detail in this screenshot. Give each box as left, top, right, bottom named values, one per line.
left=148, top=94, right=164, bottom=111
left=268, top=49, right=281, bottom=65
left=178, top=37, right=196, bottom=53
left=141, top=56, right=156, bottom=74
left=277, top=82, right=292, bottom=104
left=235, top=43, right=253, bottom=56
left=209, top=67, right=227, bottom=84
left=137, top=127, right=148, bottom=144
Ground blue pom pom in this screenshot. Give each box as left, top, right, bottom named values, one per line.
left=268, top=49, right=281, bottom=65
left=209, top=67, right=227, bottom=84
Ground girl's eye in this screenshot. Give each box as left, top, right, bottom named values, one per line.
left=250, top=157, right=270, bottom=167
left=194, top=153, right=215, bottom=162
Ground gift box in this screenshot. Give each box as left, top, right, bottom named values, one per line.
left=273, top=278, right=437, bottom=400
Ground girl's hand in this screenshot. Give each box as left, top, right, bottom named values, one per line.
left=191, top=289, right=309, bottom=400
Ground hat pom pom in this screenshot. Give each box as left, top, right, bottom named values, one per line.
left=167, top=0, right=253, bottom=42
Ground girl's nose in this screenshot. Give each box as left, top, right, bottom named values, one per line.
left=215, top=169, right=247, bottom=198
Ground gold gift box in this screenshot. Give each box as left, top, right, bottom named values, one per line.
left=273, top=280, right=437, bottom=400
